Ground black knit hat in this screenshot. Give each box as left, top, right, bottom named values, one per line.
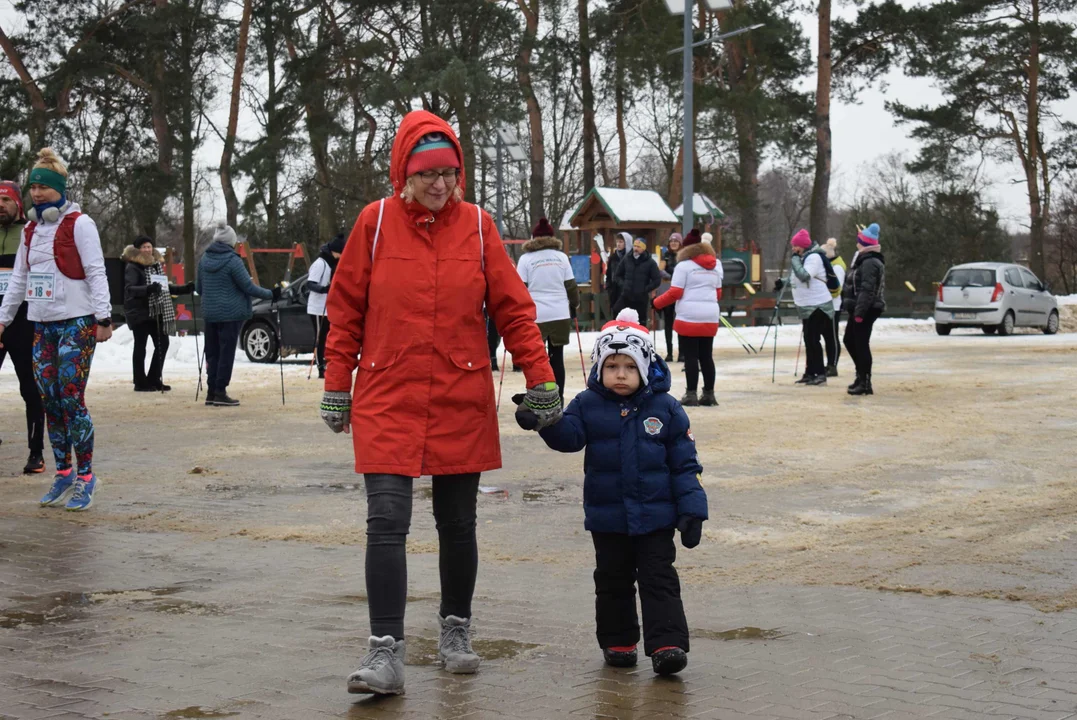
left=328, top=233, right=347, bottom=254
left=134, top=235, right=154, bottom=249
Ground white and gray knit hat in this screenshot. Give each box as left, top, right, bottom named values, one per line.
left=213, top=220, right=238, bottom=247
left=591, top=308, right=654, bottom=386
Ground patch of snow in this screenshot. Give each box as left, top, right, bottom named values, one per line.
left=591, top=188, right=678, bottom=224
left=1054, top=294, right=1077, bottom=306
left=673, top=193, right=724, bottom=219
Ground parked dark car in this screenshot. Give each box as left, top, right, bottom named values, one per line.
left=241, top=273, right=317, bottom=363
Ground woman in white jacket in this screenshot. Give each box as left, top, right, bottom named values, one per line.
left=0, top=148, right=113, bottom=511
left=653, top=229, right=723, bottom=406
left=516, top=218, right=579, bottom=401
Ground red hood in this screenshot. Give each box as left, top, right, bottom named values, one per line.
left=693, top=254, right=717, bottom=270
left=390, top=110, right=467, bottom=197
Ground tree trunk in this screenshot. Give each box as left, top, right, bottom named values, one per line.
left=1025, top=0, right=1045, bottom=279
left=517, top=0, right=545, bottom=223
left=615, top=66, right=627, bottom=189
left=221, top=0, right=253, bottom=229
left=734, top=109, right=761, bottom=260
left=265, top=0, right=279, bottom=247
left=809, top=0, right=832, bottom=245
left=179, top=3, right=196, bottom=278
left=579, top=0, right=596, bottom=193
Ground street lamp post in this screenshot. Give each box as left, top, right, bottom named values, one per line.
left=663, top=0, right=762, bottom=236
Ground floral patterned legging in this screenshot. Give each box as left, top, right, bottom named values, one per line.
left=32, top=316, right=97, bottom=475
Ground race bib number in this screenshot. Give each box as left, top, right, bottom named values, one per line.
left=0, top=270, right=11, bottom=295
left=26, top=272, right=55, bottom=302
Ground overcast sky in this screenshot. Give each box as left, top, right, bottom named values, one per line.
left=2, top=1, right=1072, bottom=234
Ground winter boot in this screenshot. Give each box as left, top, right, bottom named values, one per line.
left=204, top=392, right=217, bottom=406
left=699, top=390, right=718, bottom=407
left=847, top=375, right=862, bottom=392
left=153, top=382, right=172, bottom=392
left=806, top=374, right=827, bottom=386
left=134, top=383, right=155, bottom=392
left=603, top=645, right=638, bottom=668
left=651, top=646, right=688, bottom=676
left=848, top=374, right=873, bottom=396
left=212, top=393, right=240, bottom=407
left=665, top=352, right=673, bottom=362
left=794, top=373, right=811, bottom=384
left=680, top=390, right=699, bottom=407
left=826, top=364, right=838, bottom=378
left=347, top=635, right=406, bottom=695
left=438, top=614, right=481, bottom=674
left=23, top=451, right=45, bottom=474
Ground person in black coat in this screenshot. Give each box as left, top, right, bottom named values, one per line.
left=605, top=232, right=629, bottom=311
left=841, top=223, right=886, bottom=396
left=612, top=237, right=661, bottom=328
left=658, top=231, right=684, bottom=362
left=123, top=237, right=193, bottom=392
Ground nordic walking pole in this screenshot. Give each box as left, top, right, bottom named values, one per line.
left=192, top=293, right=203, bottom=401
left=274, top=307, right=286, bottom=405
left=495, top=345, right=509, bottom=411
left=720, top=316, right=755, bottom=354
left=307, top=315, right=320, bottom=380
left=794, top=329, right=803, bottom=377
left=573, top=316, right=587, bottom=380
left=771, top=318, right=779, bottom=383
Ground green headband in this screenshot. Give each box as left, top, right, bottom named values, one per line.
left=28, top=167, right=66, bottom=195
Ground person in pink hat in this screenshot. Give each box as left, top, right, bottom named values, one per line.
left=788, top=229, right=834, bottom=386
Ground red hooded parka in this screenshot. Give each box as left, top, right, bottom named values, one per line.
left=325, top=111, right=554, bottom=477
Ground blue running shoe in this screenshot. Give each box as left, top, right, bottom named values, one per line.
left=65, top=474, right=100, bottom=512
left=40, top=469, right=76, bottom=507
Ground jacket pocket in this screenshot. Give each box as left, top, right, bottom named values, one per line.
left=357, top=348, right=402, bottom=373
left=448, top=350, right=490, bottom=372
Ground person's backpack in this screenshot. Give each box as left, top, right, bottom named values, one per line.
left=817, top=251, right=841, bottom=297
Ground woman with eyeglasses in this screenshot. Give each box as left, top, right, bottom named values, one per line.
left=319, top=111, right=557, bottom=696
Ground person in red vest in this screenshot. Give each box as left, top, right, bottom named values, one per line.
left=318, top=111, right=558, bottom=696
left=0, top=148, right=113, bottom=512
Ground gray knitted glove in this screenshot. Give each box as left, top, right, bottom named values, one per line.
left=525, top=381, right=562, bottom=430
left=320, top=391, right=352, bottom=433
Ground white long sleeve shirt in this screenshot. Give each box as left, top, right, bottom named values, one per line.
left=0, top=203, right=112, bottom=326
left=306, top=256, right=332, bottom=316
left=517, top=248, right=574, bottom=323
left=792, top=252, right=833, bottom=309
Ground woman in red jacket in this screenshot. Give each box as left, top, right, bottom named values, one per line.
left=319, top=111, right=558, bottom=696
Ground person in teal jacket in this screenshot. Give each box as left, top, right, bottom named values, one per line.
left=195, top=221, right=278, bottom=406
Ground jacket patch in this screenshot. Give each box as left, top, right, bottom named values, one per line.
left=643, top=417, right=663, bottom=436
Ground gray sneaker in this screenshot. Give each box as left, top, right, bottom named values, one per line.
left=438, top=615, right=481, bottom=674
left=347, top=635, right=405, bottom=695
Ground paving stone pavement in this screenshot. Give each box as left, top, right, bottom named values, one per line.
left=2, top=516, right=1077, bottom=720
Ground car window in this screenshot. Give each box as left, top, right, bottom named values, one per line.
left=943, top=268, right=996, bottom=287
left=1020, top=268, right=1043, bottom=292
left=1004, top=268, right=1025, bottom=287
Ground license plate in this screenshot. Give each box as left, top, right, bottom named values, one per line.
left=953, top=312, right=976, bottom=320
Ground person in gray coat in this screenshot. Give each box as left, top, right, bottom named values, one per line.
left=195, top=221, right=279, bottom=406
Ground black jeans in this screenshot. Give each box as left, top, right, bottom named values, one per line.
left=364, top=473, right=480, bottom=640
left=547, top=340, right=565, bottom=401
left=131, top=319, right=170, bottom=387
left=661, top=306, right=676, bottom=357
left=824, top=310, right=841, bottom=369
left=681, top=335, right=715, bottom=393
left=801, top=309, right=830, bottom=378
left=612, top=294, right=651, bottom=329
left=0, top=307, right=44, bottom=452
left=204, top=320, right=243, bottom=394
left=843, top=307, right=882, bottom=377
left=592, top=529, right=689, bottom=655
left=308, top=314, right=330, bottom=372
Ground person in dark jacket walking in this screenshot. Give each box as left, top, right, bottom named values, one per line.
left=0, top=180, right=45, bottom=474
left=842, top=223, right=885, bottom=396
left=195, top=221, right=279, bottom=406
left=520, top=308, right=708, bottom=677
left=658, top=232, right=683, bottom=362
left=605, top=232, right=628, bottom=310
left=612, top=237, right=661, bottom=327
left=123, top=237, right=193, bottom=392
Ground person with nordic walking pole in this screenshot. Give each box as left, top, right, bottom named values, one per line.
left=306, top=233, right=346, bottom=379
left=516, top=217, right=579, bottom=402
left=318, top=111, right=556, bottom=696
left=193, top=296, right=204, bottom=401
left=788, top=229, right=834, bottom=386
left=195, top=221, right=279, bottom=407
left=822, top=238, right=846, bottom=377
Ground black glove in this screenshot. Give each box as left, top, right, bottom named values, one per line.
left=774, top=278, right=784, bottom=292
left=677, top=516, right=703, bottom=549
left=511, top=393, right=539, bottom=431
left=183, top=282, right=195, bottom=293
left=148, top=282, right=164, bottom=295
left=271, top=286, right=282, bottom=303
left=569, top=304, right=577, bottom=320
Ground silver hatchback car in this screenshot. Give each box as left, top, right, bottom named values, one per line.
left=934, top=262, right=1059, bottom=336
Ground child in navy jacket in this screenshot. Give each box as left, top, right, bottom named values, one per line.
left=516, top=308, right=708, bottom=675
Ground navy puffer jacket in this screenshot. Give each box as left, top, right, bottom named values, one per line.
left=539, top=355, right=708, bottom=535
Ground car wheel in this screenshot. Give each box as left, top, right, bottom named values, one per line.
left=935, top=323, right=951, bottom=336
left=982, top=326, right=997, bottom=335
left=243, top=322, right=278, bottom=363
left=1044, top=310, right=1059, bottom=335
left=997, top=311, right=1015, bottom=336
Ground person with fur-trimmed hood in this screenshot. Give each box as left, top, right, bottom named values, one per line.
left=516, top=217, right=579, bottom=401
left=123, top=237, right=194, bottom=392
left=653, top=229, right=723, bottom=407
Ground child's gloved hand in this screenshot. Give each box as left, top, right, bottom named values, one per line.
left=511, top=393, right=539, bottom=431
left=677, top=516, right=703, bottom=549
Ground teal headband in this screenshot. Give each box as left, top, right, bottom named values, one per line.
left=28, top=167, right=67, bottom=194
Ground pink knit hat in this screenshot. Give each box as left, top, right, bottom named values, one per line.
left=790, top=229, right=812, bottom=249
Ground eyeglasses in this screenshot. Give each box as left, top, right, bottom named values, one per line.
left=416, top=169, right=459, bottom=186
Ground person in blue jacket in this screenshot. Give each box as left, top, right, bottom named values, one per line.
left=516, top=308, right=708, bottom=676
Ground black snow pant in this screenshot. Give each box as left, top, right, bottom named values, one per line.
left=309, top=314, right=330, bottom=374
left=364, top=473, right=480, bottom=640
left=680, top=335, right=715, bottom=393
left=612, top=294, right=652, bottom=329
left=824, top=309, right=841, bottom=370
left=843, top=307, right=882, bottom=377
left=661, top=305, right=676, bottom=358
left=547, top=340, right=565, bottom=402
left=204, top=320, right=242, bottom=394
left=131, top=319, right=170, bottom=388
left=801, top=309, right=829, bottom=378
left=592, top=529, right=689, bottom=655
left=0, top=304, right=45, bottom=453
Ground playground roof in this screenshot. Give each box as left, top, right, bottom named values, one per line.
left=568, top=187, right=679, bottom=228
